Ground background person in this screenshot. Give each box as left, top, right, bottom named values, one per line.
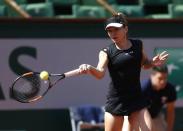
left=141, top=65, right=177, bottom=131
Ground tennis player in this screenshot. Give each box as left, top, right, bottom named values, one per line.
left=79, top=13, right=169, bottom=131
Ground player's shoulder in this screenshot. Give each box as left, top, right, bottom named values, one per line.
left=129, top=38, right=143, bottom=49
left=130, top=38, right=143, bottom=44
left=101, top=44, right=113, bottom=54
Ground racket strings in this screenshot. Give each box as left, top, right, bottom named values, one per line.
left=12, top=74, right=48, bottom=102
left=11, top=72, right=65, bottom=103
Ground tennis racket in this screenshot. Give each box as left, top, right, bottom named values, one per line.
left=10, top=69, right=80, bottom=103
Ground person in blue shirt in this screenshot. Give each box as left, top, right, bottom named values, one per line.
left=141, top=65, right=177, bottom=131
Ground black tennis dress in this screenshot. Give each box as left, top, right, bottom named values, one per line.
left=104, top=39, right=148, bottom=116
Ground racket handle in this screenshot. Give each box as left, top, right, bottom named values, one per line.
left=64, top=69, right=80, bottom=78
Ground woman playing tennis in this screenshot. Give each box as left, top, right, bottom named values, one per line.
left=79, top=13, right=168, bottom=131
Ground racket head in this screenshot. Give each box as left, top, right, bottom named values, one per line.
left=10, top=72, right=51, bottom=103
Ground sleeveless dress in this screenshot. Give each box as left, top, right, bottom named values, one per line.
left=104, top=39, right=148, bottom=116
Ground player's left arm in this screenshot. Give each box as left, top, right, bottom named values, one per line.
left=141, top=49, right=153, bottom=69
left=166, top=101, right=176, bottom=131
left=141, top=42, right=155, bottom=69
left=141, top=42, right=169, bottom=69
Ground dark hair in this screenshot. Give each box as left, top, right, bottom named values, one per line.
left=105, top=12, right=128, bottom=28
left=152, top=65, right=168, bottom=73
left=113, top=13, right=128, bottom=27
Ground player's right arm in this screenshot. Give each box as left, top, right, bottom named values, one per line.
left=79, top=50, right=108, bottom=79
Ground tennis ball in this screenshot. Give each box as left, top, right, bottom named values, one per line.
left=40, top=71, right=49, bottom=80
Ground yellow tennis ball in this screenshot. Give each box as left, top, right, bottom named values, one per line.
left=40, top=71, right=49, bottom=80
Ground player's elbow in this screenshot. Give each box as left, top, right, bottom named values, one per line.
left=90, top=68, right=105, bottom=79
left=142, top=65, right=149, bottom=70
left=142, top=64, right=152, bottom=70
left=93, top=72, right=105, bottom=79
left=95, top=74, right=104, bottom=79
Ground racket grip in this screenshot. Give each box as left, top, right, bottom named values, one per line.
left=64, top=69, right=80, bottom=78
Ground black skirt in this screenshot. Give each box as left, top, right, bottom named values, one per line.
left=105, top=95, right=149, bottom=116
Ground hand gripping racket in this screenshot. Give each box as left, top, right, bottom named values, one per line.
left=10, top=69, right=80, bottom=103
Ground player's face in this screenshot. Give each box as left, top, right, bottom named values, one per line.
left=151, top=72, right=168, bottom=90
left=106, top=26, right=128, bottom=44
